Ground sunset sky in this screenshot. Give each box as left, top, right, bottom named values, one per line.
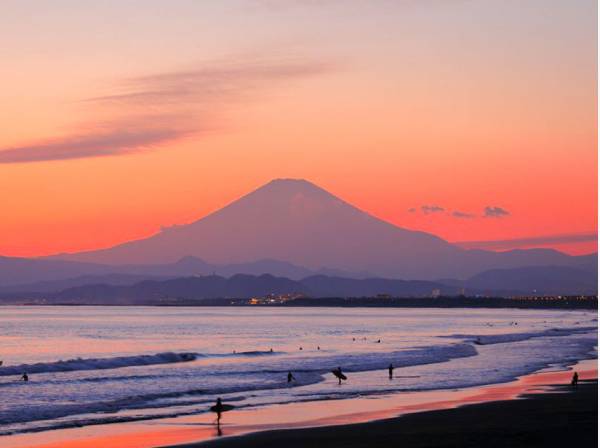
left=0, top=0, right=597, bottom=257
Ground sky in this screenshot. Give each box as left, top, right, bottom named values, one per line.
left=0, top=0, right=597, bottom=257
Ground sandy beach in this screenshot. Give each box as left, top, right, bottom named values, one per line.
left=189, top=380, right=598, bottom=448
left=4, top=358, right=596, bottom=448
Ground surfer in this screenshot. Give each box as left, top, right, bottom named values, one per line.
left=213, top=397, right=224, bottom=424
left=388, top=363, right=394, bottom=379
left=287, top=371, right=295, bottom=383
left=571, top=371, right=579, bottom=388
left=332, top=366, right=346, bottom=385
left=376, top=339, right=381, bottom=343
left=21, top=372, right=28, bottom=382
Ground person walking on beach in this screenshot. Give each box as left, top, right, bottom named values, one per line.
left=214, top=397, right=224, bottom=424
left=388, top=364, right=394, bottom=379
left=571, top=371, right=579, bottom=388
left=287, top=371, right=295, bottom=383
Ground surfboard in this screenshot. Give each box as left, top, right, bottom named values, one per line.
left=332, top=370, right=347, bottom=380
left=210, top=404, right=235, bottom=413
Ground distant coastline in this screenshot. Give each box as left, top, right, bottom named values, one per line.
left=1, top=296, right=596, bottom=309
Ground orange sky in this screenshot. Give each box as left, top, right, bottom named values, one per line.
left=0, top=0, right=597, bottom=257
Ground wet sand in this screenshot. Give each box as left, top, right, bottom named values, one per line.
left=3, top=359, right=596, bottom=448
left=188, top=380, right=597, bottom=448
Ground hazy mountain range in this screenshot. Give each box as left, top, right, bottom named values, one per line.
left=0, top=178, right=596, bottom=296
left=2, top=268, right=596, bottom=306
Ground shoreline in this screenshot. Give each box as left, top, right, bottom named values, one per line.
left=3, top=358, right=596, bottom=448
left=187, top=379, right=598, bottom=448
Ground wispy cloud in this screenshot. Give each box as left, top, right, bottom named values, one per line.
left=421, top=205, right=445, bottom=214
left=0, top=55, right=332, bottom=164
left=483, top=206, right=510, bottom=218
left=452, top=210, right=475, bottom=219
left=454, top=232, right=598, bottom=251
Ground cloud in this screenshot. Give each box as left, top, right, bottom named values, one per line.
left=0, top=119, right=193, bottom=163
left=452, top=210, right=475, bottom=219
left=483, top=206, right=510, bottom=218
left=0, top=55, right=332, bottom=164
left=421, top=205, right=445, bottom=214
left=86, top=56, right=332, bottom=106
left=454, top=232, right=598, bottom=251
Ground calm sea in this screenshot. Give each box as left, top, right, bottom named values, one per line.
left=0, top=306, right=596, bottom=435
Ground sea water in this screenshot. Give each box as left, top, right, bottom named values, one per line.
left=0, top=306, right=596, bottom=435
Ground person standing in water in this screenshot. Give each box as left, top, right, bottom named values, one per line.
left=388, top=364, right=394, bottom=379
left=21, top=373, right=28, bottom=382
left=287, top=371, right=295, bottom=383
left=571, top=371, right=579, bottom=388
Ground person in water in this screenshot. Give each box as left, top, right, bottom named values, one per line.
left=334, top=366, right=345, bottom=385
left=287, top=371, right=295, bottom=383
left=388, top=363, right=394, bottom=379
left=571, top=371, right=579, bottom=388
left=21, top=373, right=28, bottom=382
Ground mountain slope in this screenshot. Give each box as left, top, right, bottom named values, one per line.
left=464, top=265, right=597, bottom=295
left=50, top=179, right=591, bottom=279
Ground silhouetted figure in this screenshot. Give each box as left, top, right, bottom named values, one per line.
left=388, top=364, right=394, bottom=379
left=352, top=337, right=356, bottom=341
left=21, top=373, right=28, bottom=382
left=287, top=371, right=295, bottom=383
left=299, top=347, right=303, bottom=351
left=317, top=346, right=320, bottom=350
left=332, top=366, right=346, bottom=385
left=376, top=339, right=381, bottom=343
left=214, top=397, right=224, bottom=425
left=270, top=348, right=273, bottom=352
left=571, top=371, right=579, bottom=389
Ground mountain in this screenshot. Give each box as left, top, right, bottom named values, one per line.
left=463, top=265, right=597, bottom=296
left=0, top=255, right=368, bottom=291
left=49, top=178, right=591, bottom=280
left=14, top=274, right=456, bottom=304
left=44, top=274, right=309, bottom=305
left=0, top=256, right=112, bottom=286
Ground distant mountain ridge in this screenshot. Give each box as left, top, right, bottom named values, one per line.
left=45, top=178, right=596, bottom=280
left=1, top=264, right=596, bottom=305
left=0, top=255, right=365, bottom=291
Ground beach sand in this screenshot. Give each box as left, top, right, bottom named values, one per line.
left=186, top=380, right=597, bottom=448
left=4, top=360, right=597, bottom=448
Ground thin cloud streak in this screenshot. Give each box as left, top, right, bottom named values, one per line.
left=454, top=232, right=598, bottom=251
left=483, top=206, right=510, bottom=218
left=0, top=126, right=191, bottom=164
left=87, top=57, right=333, bottom=106
left=452, top=210, right=474, bottom=219
left=0, top=55, right=333, bottom=163
left=421, top=205, right=445, bottom=214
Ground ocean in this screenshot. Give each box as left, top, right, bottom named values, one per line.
left=0, top=306, right=596, bottom=436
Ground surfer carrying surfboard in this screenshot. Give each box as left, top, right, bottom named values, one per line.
left=210, top=397, right=234, bottom=426
left=332, top=366, right=347, bottom=385
left=213, top=398, right=224, bottom=424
